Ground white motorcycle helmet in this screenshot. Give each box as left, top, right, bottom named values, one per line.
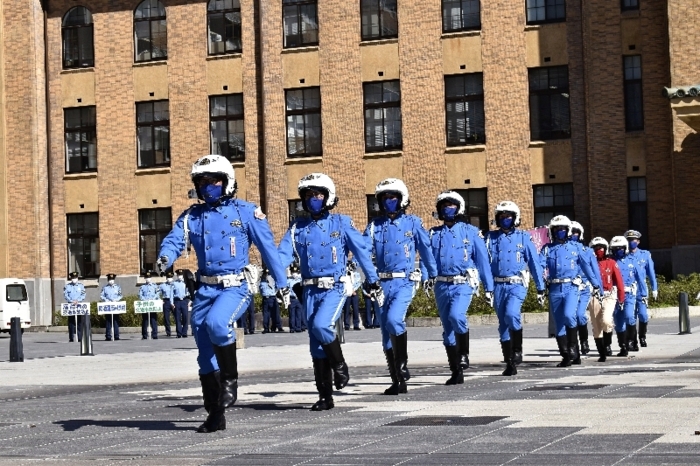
left=494, top=200, right=521, bottom=227
left=570, top=221, right=584, bottom=241
left=435, top=190, right=465, bottom=221
left=297, top=173, right=338, bottom=212
left=375, top=178, right=410, bottom=212
left=191, top=154, right=237, bottom=200
left=609, top=235, right=629, bottom=255
left=548, top=215, right=572, bottom=241
left=589, top=237, right=610, bottom=255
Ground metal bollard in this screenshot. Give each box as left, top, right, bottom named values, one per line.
left=548, top=308, right=556, bottom=338
left=679, top=292, right=692, bottom=335
left=80, top=313, right=94, bottom=356
left=9, top=317, right=23, bottom=362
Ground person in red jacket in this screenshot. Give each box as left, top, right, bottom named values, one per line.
left=588, top=237, right=626, bottom=362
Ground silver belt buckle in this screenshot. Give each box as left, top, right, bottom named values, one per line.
left=221, top=277, right=232, bottom=288
left=453, top=276, right=467, bottom=284
left=318, top=277, right=333, bottom=289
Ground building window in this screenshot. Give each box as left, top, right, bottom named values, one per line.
left=367, top=195, right=382, bottom=223
left=624, top=55, right=644, bottom=131
left=134, top=0, right=167, bottom=62
left=621, top=0, right=639, bottom=11
left=65, top=106, right=97, bottom=174
left=628, top=177, right=648, bottom=241
left=139, top=208, right=172, bottom=274
left=137, top=101, right=170, bottom=168
left=210, top=94, right=245, bottom=161
left=67, top=213, right=100, bottom=278
left=288, top=200, right=310, bottom=226
left=364, top=80, right=402, bottom=153
left=533, top=183, right=574, bottom=227
left=454, top=188, right=488, bottom=234
left=208, top=0, right=242, bottom=55
left=283, top=0, right=318, bottom=48
left=526, top=0, right=566, bottom=24
left=361, top=0, right=398, bottom=41
left=529, top=66, right=570, bottom=141
left=62, top=7, right=94, bottom=69
left=445, top=73, right=485, bottom=146
left=442, top=0, right=480, bottom=32
left=285, top=87, right=322, bottom=157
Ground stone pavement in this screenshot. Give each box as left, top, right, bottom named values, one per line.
left=2, top=318, right=700, bottom=465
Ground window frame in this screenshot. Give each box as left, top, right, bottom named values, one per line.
left=627, top=176, right=648, bottom=241
left=441, top=0, right=481, bottom=33
left=445, top=73, right=486, bottom=146
left=361, top=0, right=399, bottom=42
left=67, top=213, right=100, bottom=278
left=136, top=100, right=170, bottom=169
left=532, top=183, right=575, bottom=227
left=209, top=94, right=246, bottom=162
left=138, top=208, right=172, bottom=274
left=525, top=0, right=566, bottom=25
left=528, top=65, right=571, bottom=141
left=207, top=0, right=242, bottom=55
left=64, top=106, right=97, bottom=174
left=133, top=0, right=168, bottom=63
left=282, top=0, right=319, bottom=49
left=621, top=0, right=639, bottom=11
left=285, top=87, right=323, bottom=158
left=363, top=80, right=403, bottom=153
left=62, top=6, right=95, bottom=69
left=623, top=55, right=644, bottom=132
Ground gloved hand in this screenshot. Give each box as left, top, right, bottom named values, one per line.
left=642, top=296, right=649, bottom=306
left=276, top=287, right=291, bottom=308
left=537, top=291, right=547, bottom=307
left=369, top=281, right=385, bottom=308
left=156, top=256, right=169, bottom=274
left=592, top=287, right=604, bottom=305
left=484, top=291, right=494, bottom=308
left=422, top=278, right=436, bottom=298
left=652, top=290, right=658, bottom=300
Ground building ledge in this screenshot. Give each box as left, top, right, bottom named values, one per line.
left=60, top=67, right=95, bottom=75
left=363, top=151, right=402, bottom=160
left=206, top=52, right=243, bottom=61
left=445, top=144, right=485, bottom=154
left=63, top=172, right=97, bottom=180
left=667, top=94, right=700, bottom=131
left=441, top=30, right=480, bottom=39
left=135, top=167, right=171, bottom=176
left=133, top=60, right=167, bottom=68
left=81, top=279, right=100, bottom=288
left=284, top=156, right=323, bottom=165
left=359, top=37, right=399, bottom=47
left=231, top=161, right=246, bottom=168
left=528, top=139, right=570, bottom=148
left=281, top=45, right=319, bottom=55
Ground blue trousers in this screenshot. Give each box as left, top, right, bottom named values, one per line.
left=68, top=315, right=83, bottom=341
left=236, top=299, right=256, bottom=332
left=304, top=284, right=346, bottom=359
left=378, top=278, right=415, bottom=350
left=614, top=292, right=637, bottom=332
left=435, top=282, right=474, bottom=346
left=262, top=296, right=278, bottom=331
left=635, top=293, right=649, bottom=324
left=576, top=286, right=591, bottom=326
left=192, top=283, right=251, bottom=374
left=289, top=297, right=303, bottom=331
left=105, top=314, right=120, bottom=339
left=494, top=282, right=527, bottom=341
left=549, top=282, right=580, bottom=337
left=162, top=299, right=173, bottom=336
left=175, top=299, right=189, bottom=337
left=141, top=312, right=158, bottom=338
left=344, top=294, right=360, bottom=328
left=364, top=295, right=379, bottom=327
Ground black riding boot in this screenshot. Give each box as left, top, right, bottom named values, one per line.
left=510, top=329, right=523, bottom=365
left=616, top=331, right=629, bottom=357
left=212, top=343, right=238, bottom=408
left=382, top=348, right=406, bottom=395
left=628, top=326, right=639, bottom=352
left=556, top=335, right=571, bottom=367
left=444, top=345, right=464, bottom=385
left=311, top=358, right=334, bottom=411
left=594, top=338, right=606, bottom=363
left=578, top=325, right=590, bottom=355
left=456, top=332, right=469, bottom=369
left=391, top=332, right=411, bottom=381
left=567, top=327, right=581, bottom=365
left=196, top=371, right=226, bottom=433
left=639, top=322, right=648, bottom=347
left=501, top=340, right=517, bottom=376
left=322, top=336, right=349, bottom=389
left=604, top=331, right=613, bottom=356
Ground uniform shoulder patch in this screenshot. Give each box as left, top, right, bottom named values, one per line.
left=253, top=207, right=266, bottom=220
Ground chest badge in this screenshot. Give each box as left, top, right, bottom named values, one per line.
left=404, top=231, right=413, bottom=237
left=230, top=220, right=242, bottom=227
left=330, top=231, right=340, bottom=238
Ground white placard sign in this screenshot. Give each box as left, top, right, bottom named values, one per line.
left=61, top=302, right=91, bottom=316
left=134, top=300, right=164, bottom=314
left=97, top=302, right=127, bottom=315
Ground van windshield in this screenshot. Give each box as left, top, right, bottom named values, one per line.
left=6, top=284, right=27, bottom=302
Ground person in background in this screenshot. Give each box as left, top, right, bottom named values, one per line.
left=139, top=271, right=160, bottom=339
left=100, top=273, right=123, bottom=341
left=64, top=271, right=86, bottom=343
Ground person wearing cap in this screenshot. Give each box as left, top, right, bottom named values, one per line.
left=158, top=154, right=289, bottom=433
left=100, top=273, right=123, bottom=341
left=139, top=271, right=160, bottom=339
left=64, top=271, right=86, bottom=342
left=174, top=269, right=190, bottom=338
left=624, top=229, right=658, bottom=349
left=159, top=272, right=175, bottom=337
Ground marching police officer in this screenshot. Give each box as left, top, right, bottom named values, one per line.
left=139, top=271, right=160, bottom=339
left=159, top=154, right=288, bottom=433
left=101, top=273, right=123, bottom=341
left=159, top=272, right=175, bottom=337
left=485, top=201, right=546, bottom=376
left=259, top=268, right=279, bottom=333
left=625, top=230, right=658, bottom=348
left=540, top=216, right=601, bottom=367
left=426, top=191, right=493, bottom=385
left=278, top=173, right=381, bottom=411
left=364, top=178, right=437, bottom=395
left=174, top=269, right=190, bottom=338
left=609, top=235, right=648, bottom=356
left=570, top=221, right=603, bottom=355
left=64, top=271, right=86, bottom=342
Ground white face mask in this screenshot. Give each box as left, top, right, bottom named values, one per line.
left=167, top=278, right=173, bottom=283
left=108, top=280, right=115, bottom=285
left=176, top=275, right=183, bottom=281
left=145, top=278, right=152, bottom=284
left=71, top=278, right=78, bottom=284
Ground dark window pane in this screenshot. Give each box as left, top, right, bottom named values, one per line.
left=209, top=94, right=245, bottom=161
left=361, top=0, right=398, bottom=41
left=134, top=0, right=167, bottom=62
left=455, top=188, right=488, bottom=235
left=285, top=87, right=322, bottom=157
left=139, top=208, right=172, bottom=274
left=533, top=183, right=574, bottom=226
left=621, top=0, right=639, bottom=11
left=529, top=66, right=570, bottom=141
left=526, top=0, right=565, bottom=25
left=62, top=7, right=94, bottom=69
left=442, top=0, right=480, bottom=32
left=445, top=73, right=485, bottom=146
left=624, top=55, right=644, bottom=131
left=363, top=80, right=402, bottom=152
left=283, top=1, right=318, bottom=48
left=65, top=106, right=97, bottom=173
left=67, top=213, right=100, bottom=277
left=208, top=0, right=242, bottom=54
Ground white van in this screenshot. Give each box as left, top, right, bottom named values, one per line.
left=0, top=278, right=31, bottom=333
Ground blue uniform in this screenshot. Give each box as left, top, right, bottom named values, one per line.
left=64, top=281, right=86, bottom=341
left=540, top=241, right=600, bottom=337
left=575, top=245, right=604, bottom=327
left=486, top=229, right=546, bottom=341
left=159, top=281, right=175, bottom=336
left=279, top=212, right=379, bottom=359
left=364, top=213, right=437, bottom=350
left=159, top=198, right=287, bottom=374
left=101, top=283, right=123, bottom=340
left=628, top=248, right=657, bottom=324
left=288, top=272, right=304, bottom=332
left=614, top=254, right=648, bottom=333
left=259, top=275, right=280, bottom=331
left=139, top=282, right=160, bottom=339
left=426, top=222, right=494, bottom=346
left=173, top=279, right=190, bottom=337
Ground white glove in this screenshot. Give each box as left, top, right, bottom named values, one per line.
left=276, top=287, right=291, bottom=308
left=592, top=287, right=604, bottom=305
left=422, top=278, right=436, bottom=298
left=642, top=296, right=649, bottom=306
left=369, top=281, right=385, bottom=308
left=537, top=292, right=547, bottom=307
left=156, top=256, right=169, bottom=274
left=652, top=290, right=658, bottom=300
left=484, top=291, right=494, bottom=308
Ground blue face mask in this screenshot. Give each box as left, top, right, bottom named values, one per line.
left=202, top=184, right=223, bottom=203
left=307, top=197, right=325, bottom=214
left=500, top=217, right=514, bottom=229
left=570, top=234, right=580, bottom=242
left=383, top=198, right=399, bottom=213
left=555, top=229, right=568, bottom=240
left=629, top=240, right=639, bottom=250
left=614, top=249, right=625, bottom=259
left=442, top=206, right=458, bottom=221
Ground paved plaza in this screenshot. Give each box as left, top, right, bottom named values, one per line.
left=2, top=318, right=700, bottom=465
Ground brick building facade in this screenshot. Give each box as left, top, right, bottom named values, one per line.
left=0, top=0, right=698, bottom=326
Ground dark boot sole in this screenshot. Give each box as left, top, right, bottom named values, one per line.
left=311, top=400, right=334, bottom=411
left=383, top=383, right=407, bottom=395
left=445, top=375, right=464, bottom=385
